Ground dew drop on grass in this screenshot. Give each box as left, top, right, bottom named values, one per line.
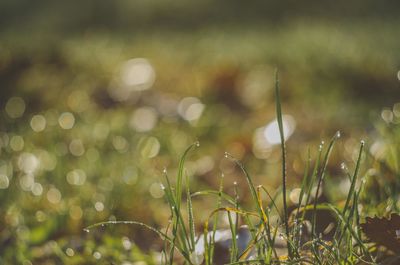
left=319, top=141, right=325, bottom=151
left=335, top=131, right=341, bottom=138
left=163, top=168, right=167, bottom=174
left=224, top=152, right=229, bottom=158
left=83, top=228, right=90, bottom=233
left=233, top=181, right=238, bottom=186
left=360, top=140, right=365, bottom=146
left=340, top=162, right=347, bottom=171
left=194, top=141, right=200, bottom=147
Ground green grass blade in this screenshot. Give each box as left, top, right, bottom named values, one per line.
left=274, top=69, right=291, bottom=257
left=186, top=173, right=196, bottom=252
left=326, top=204, right=375, bottom=263
left=342, top=141, right=365, bottom=217
left=301, top=144, right=323, bottom=222
left=312, top=131, right=340, bottom=238
left=176, top=141, right=199, bottom=212
left=191, top=190, right=236, bottom=206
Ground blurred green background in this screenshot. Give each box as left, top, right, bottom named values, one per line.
left=1, top=1, right=400, bottom=264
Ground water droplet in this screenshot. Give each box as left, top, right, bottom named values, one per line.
left=233, top=181, right=238, bottom=186
left=318, top=145, right=323, bottom=151
left=340, top=162, right=347, bottom=171
left=321, top=140, right=325, bottom=145
left=160, top=183, right=165, bottom=190
left=335, top=131, right=341, bottom=138
left=220, top=173, right=224, bottom=178
left=163, top=168, right=167, bottom=174
left=224, top=152, right=229, bottom=158
left=194, top=141, right=200, bottom=147
left=83, top=228, right=90, bottom=233
left=360, top=140, right=365, bottom=146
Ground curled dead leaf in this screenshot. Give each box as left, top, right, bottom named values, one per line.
left=360, top=213, right=400, bottom=253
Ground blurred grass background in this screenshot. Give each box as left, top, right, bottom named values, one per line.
left=0, top=1, right=400, bottom=264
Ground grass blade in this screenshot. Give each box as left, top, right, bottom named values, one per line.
left=274, top=70, right=291, bottom=257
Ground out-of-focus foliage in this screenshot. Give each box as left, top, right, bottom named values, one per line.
left=0, top=1, right=399, bottom=264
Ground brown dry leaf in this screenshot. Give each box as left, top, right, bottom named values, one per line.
left=360, top=213, right=400, bottom=253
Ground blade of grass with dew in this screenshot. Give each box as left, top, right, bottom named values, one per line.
left=233, top=181, right=240, bottom=242
left=163, top=171, right=191, bottom=262
left=228, top=211, right=238, bottom=263
left=260, top=186, right=283, bottom=221
left=334, top=141, right=364, bottom=246
left=191, top=190, right=236, bottom=206
left=205, top=207, right=260, bottom=261
left=162, top=217, right=172, bottom=264
left=259, top=186, right=281, bottom=261
left=355, top=177, right=366, bottom=242
left=204, top=208, right=255, bottom=263
left=176, top=142, right=199, bottom=214
left=205, top=173, right=224, bottom=265
left=312, top=131, right=341, bottom=238
left=274, top=70, right=291, bottom=258
left=342, top=141, right=365, bottom=218
left=162, top=172, right=179, bottom=263
left=256, top=185, right=276, bottom=261
left=224, top=153, right=275, bottom=253
left=167, top=142, right=199, bottom=263
left=326, top=204, right=375, bottom=263
left=224, top=153, right=259, bottom=210
left=257, top=185, right=283, bottom=261
left=186, top=173, right=196, bottom=252
left=301, top=144, right=323, bottom=222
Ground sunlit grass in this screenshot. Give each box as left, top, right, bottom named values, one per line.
left=1, top=15, right=400, bottom=264
left=83, top=75, right=397, bottom=264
